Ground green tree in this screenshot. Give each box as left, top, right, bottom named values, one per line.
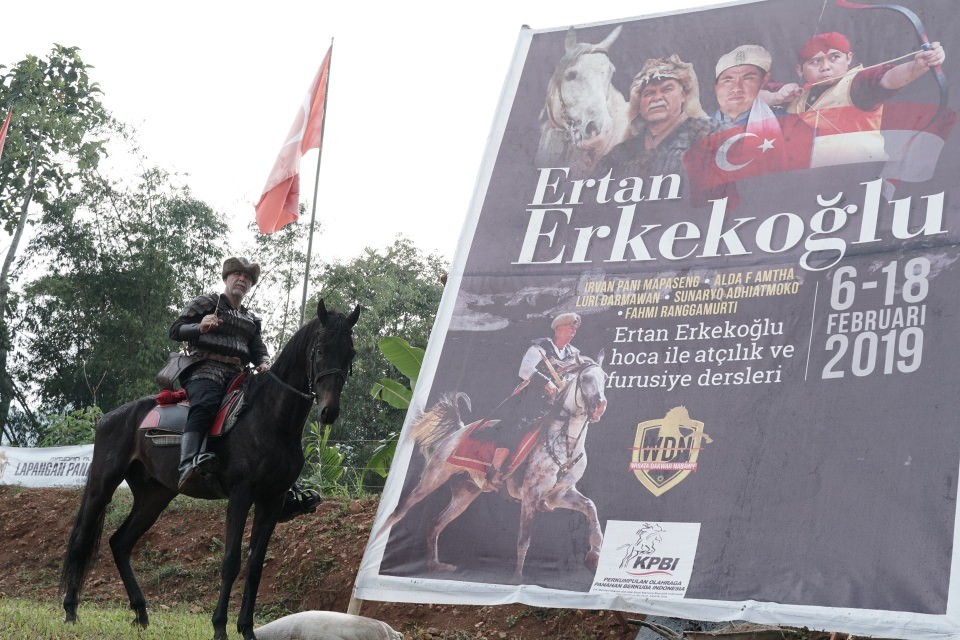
left=0, top=45, right=113, bottom=439
left=314, top=236, right=446, bottom=480
left=367, top=336, right=425, bottom=479
left=241, top=213, right=310, bottom=353
left=14, top=170, right=226, bottom=424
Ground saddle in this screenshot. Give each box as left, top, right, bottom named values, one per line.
left=448, top=419, right=541, bottom=477
left=138, top=373, right=249, bottom=446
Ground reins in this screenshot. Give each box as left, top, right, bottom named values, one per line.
left=543, top=362, right=601, bottom=482
left=264, top=327, right=352, bottom=403
left=266, top=370, right=315, bottom=400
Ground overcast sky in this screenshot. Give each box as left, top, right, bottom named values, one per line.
left=2, top=0, right=721, bottom=266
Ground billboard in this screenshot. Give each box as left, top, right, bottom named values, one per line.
left=0, top=445, right=94, bottom=488
left=356, top=0, right=960, bottom=636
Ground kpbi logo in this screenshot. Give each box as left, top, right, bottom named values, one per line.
left=591, top=521, right=700, bottom=599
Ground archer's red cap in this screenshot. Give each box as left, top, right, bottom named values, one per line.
left=798, top=32, right=851, bottom=64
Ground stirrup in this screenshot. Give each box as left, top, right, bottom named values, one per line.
left=178, top=453, right=219, bottom=492
left=278, top=487, right=323, bottom=523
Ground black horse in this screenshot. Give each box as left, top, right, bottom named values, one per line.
left=61, top=299, right=359, bottom=640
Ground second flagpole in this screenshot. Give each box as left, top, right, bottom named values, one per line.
left=300, top=39, right=334, bottom=327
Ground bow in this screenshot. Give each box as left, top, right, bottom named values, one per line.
left=834, top=0, right=948, bottom=124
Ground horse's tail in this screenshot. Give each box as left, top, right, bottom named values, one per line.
left=410, top=391, right=470, bottom=455
left=60, top=400, right=143, bottom=610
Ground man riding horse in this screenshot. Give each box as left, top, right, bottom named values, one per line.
left=483, top=312, right=583, bottom=488
left=169, top=256, right=319, bottom=521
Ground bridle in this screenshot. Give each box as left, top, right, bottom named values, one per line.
left=546, top=47, right=614, bottom=133
left=543, top=361, right=604, bottom=480
left=266, top=329, right=353, bottom=403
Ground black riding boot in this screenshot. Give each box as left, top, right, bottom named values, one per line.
left=278, top=484, right=323, bottom=523
left=178, top=431, right=217, bottom=492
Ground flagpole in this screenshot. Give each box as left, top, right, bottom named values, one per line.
left=300, top=40, right=333, bottom=326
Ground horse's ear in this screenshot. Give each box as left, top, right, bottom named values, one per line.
left=564, top=27, right=577, bottom=54
left=347, top=304, right=361, bottom=328
left=317, top=298, right=328, bottom=324
left=597, top=25, right=622, bottom=52
left=596, top=349, right=605, bottom=367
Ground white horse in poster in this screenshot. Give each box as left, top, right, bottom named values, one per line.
left=536, top=26, right=631, bottom=177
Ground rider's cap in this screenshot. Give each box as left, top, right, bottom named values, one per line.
left=222, top=256, right=261, bottom=285
left=551, top=312, right=582, bottom=330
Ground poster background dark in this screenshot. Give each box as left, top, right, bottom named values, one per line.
left=379, top=0, right=960, bottom=614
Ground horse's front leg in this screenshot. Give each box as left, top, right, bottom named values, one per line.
left=546, top=487, right=603, bottom=571
left=514, top=497, right=539, bottom=583
left=236, top=496, right=283, bottom=640
left=212, top=490, right=253, bottom=640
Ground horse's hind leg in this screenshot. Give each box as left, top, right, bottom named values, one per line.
left=382, top=462, right=455, bottom=533
left=109, top=469, right=176, bottom=629
left=427, top=475, right=481, bottom=573
left=61, top=428, right=132, bottom=622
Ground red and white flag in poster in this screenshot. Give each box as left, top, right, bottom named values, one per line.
left=684, top=101, right=956, bottom=204
left=683, top=104, right=814, bottom=202
left=255, top=47, right=332, bottom=234
left=0, top=111, right=12, bottom=159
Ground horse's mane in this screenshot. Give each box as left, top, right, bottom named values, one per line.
left=556, top=355, right=598, bottom=378
left=270, top=309, right=353, bottom=372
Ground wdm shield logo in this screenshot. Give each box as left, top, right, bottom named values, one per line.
left=631, top=406, right=711, bottom=496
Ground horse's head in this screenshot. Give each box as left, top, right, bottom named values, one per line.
left=543, top=26, right=626, bottom=155
left=310, top=299, right=360, bottom=425
left=559, top=350, right=607, bottom=423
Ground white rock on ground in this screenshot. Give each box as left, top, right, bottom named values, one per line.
left=254, top=610, right=403, bottom=640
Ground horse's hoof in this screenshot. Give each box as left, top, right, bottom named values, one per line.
left=427, top=561, right=458, bottom=573
left=64, top=612, right=77, bottom=624
left=585, top=549, right=600, bottom=571
left=213, top=628, right=229, bottom=640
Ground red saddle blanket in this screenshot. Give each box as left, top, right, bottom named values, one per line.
left=447, top=419, right=540, bottom=474
left=138, top=374, right=247, bottom=438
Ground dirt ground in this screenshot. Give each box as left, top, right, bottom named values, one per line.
left=0, top=485, right=654, bottom=639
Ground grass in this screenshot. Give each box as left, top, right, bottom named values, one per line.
left=0, top=598, right=212, bottom=639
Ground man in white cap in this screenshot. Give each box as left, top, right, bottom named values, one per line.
left=714, top=45, right=772, bottom=126
left=484, top=312, right=583, bottom=489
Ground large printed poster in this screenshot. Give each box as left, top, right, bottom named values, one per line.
left=356, top=0, right=960, bottom=636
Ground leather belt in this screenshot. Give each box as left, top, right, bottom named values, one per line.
left=194, top=351, right=243, bottom=367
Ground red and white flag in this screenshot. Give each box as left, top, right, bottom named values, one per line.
left=683, top=101, right=956, bottom=205
left=255, top=47, right=332, bottom=234
left=0, top=111, right=12, bottom=160
left=683, top=103, right=813, bottom=203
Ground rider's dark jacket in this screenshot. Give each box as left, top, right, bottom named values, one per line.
left=169, top=292, right=270, bottom=386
